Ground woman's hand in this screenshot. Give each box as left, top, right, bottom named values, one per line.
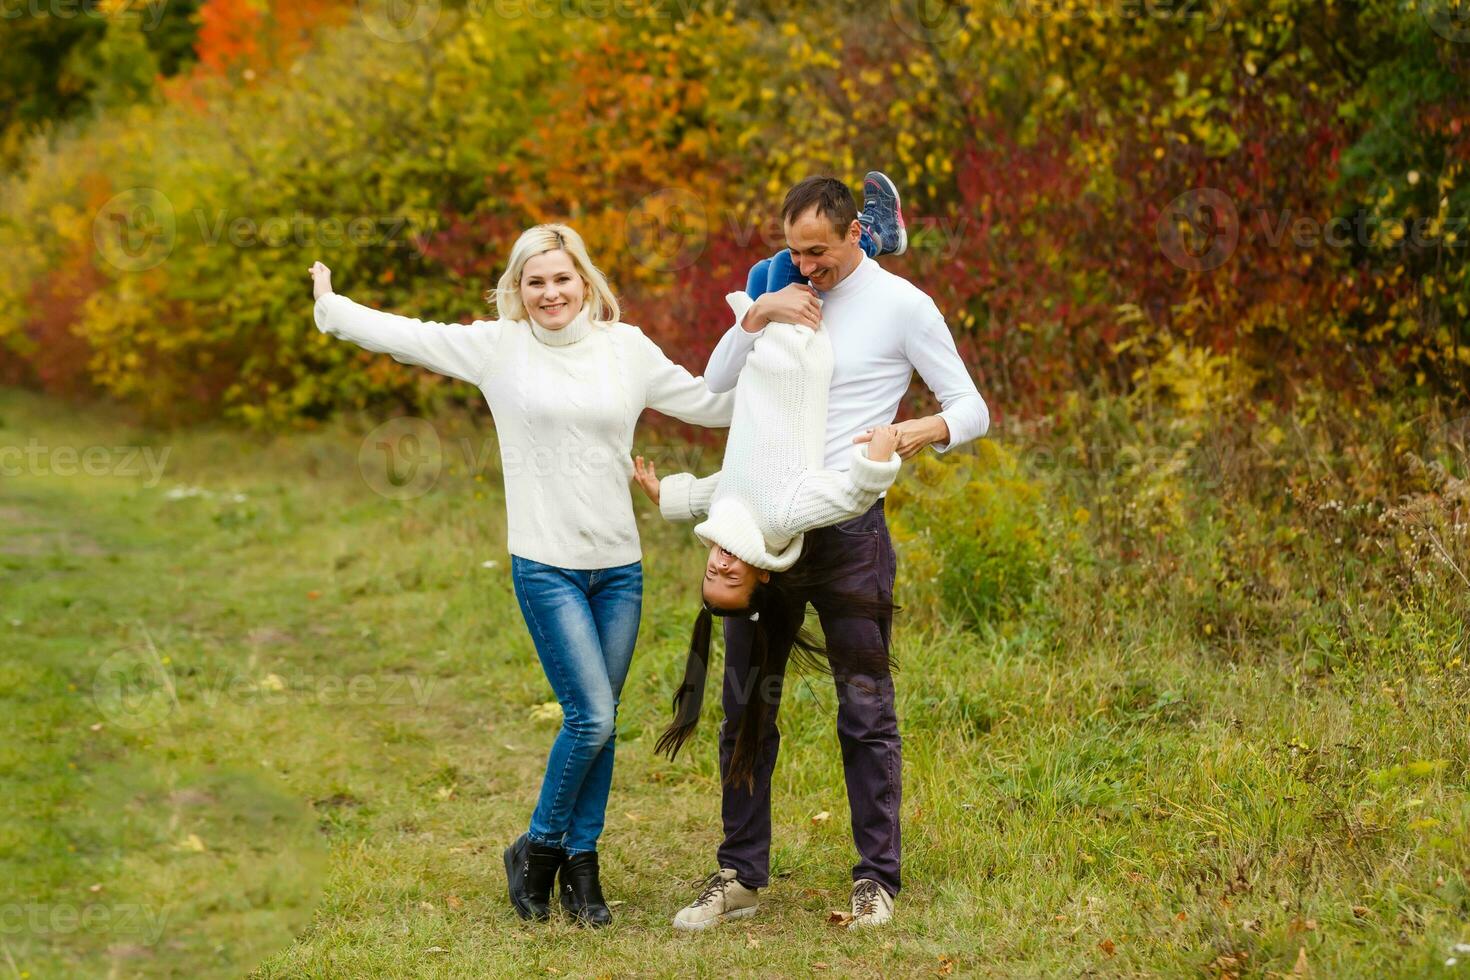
left=632, top=455, right=660, bottom=505
left=864, top=424, right=901, bottom=462
left=308, top=261, right=334, bottom=300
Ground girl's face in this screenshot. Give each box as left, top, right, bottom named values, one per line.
left=703, top=544, right=770, bottom=611
left=520, top=249, right=586, bottom=329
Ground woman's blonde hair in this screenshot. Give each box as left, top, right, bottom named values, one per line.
left=487, top=223, right=621, bottom=325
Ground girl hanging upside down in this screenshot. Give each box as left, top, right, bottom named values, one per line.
left=630, top=172, right=910, bottom=787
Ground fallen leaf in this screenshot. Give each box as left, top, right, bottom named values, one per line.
left=1292, top=946, right=1309, bottom=976
left=811, top=810, right=831, bottom=824
left=1176, top=911, right=1188, bottom=922
left=1099, top=938, right=1116, bottom=956
left=937, top=954, right=955, bottom=975
left=826, top=910, right=854, bottom=927
left=812, top=964, right=828, bottom=972
left=528, top=701, right=562, bottom=723
left=1288, top=916, right=1318, bottom=934
left=307, top=590, right=321, bottom=600
left=445, top=894, right=462, bottom=910
left=425, top=946, right=447, bottom=954
left=260, top=673, right=286, bottom=692
left=1352, top=905, right=1371, bottom=918
left=173, top=834, right=207, bottom=853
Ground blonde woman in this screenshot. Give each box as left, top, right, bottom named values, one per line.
left=307, top=224, right=732, bottom=928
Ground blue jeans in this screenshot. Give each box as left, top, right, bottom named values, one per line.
left=744, top=228, right=881, bottom=299
left=512, top=556, right=643, bottom=855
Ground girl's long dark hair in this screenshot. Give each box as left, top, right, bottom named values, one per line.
left=655, top=543, right=898, bottom=790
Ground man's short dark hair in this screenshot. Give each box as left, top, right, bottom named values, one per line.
left=781, top=176, right=858, bottom=237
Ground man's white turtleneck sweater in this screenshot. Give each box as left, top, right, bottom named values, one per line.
left=657, top=293, right=902, bottom=571
left=313, top=294, right=733, bottom=570
left=704, top=256, right=989, bottom=470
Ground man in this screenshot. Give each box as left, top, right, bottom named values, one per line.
left=672, top=174, right=990, bottom=931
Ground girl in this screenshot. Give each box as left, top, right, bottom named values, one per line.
left=307, top=223, right=732, bottom=928
left=630, top=288, right=902, bottom=788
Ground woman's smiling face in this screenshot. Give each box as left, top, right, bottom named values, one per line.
left=702, top=544, right=770, bottom=611
left=520, top=249, right=586, bottom=329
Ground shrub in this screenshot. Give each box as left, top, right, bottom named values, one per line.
left=886, top=440, right=1051, bottom=630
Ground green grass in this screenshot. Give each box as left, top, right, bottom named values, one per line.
left=2, top=385, right=1467, bottom=978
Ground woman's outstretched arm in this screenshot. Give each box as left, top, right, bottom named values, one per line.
left=636, top=330, right=735, bottom=428
left=309, top=262, right=500, bottom=387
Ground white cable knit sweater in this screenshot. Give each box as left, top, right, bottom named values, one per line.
left=657, top=293, right=901, bottom=571
left=314, top=293, right=733, bottom=569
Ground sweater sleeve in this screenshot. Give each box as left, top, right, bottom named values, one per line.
left=903, top=293, right=990, bottom=453
left=658, top=471, right=722, bottom=522
left=776, top=445, right=902, bottom=537
left=703, top=291, right=765, bottom=394
left=637, top=331, right=735, bottom=428
left=314, top=293, right=500, bottom=386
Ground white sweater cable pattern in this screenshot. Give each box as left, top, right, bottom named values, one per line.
left=657, top=292, right=901, bottom=571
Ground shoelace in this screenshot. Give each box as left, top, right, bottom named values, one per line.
left=852, top=881, right=882, bottom=918
left=691, top=872, right=732, bottom=909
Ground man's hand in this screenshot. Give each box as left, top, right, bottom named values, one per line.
left=742, top=283, right=821, bottom=333
left=632, top=455, right=660, bottom=505
left=308, top=261, right=334, bottom=300
left=853, top=417, right=951, bottom=460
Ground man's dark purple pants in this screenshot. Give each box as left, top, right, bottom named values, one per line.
left=715, top=498, right=902, bottom=896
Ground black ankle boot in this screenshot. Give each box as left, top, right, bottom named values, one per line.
left=504, top=833, right=565, bottom=921
left=558, top=851, right=612, bottom=927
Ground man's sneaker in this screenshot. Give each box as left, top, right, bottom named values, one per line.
left=848, top=879, right=894, bottom=929
left=672, top=868, right=759, bottom=932
left=860, top=170, right=908, bottom=257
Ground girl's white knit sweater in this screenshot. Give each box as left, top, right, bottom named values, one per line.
left=314, top=294, right=733, bottom=569
left=657, top=293, right=901, bottom=571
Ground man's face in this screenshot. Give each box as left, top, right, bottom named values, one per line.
left=784, top=206, right=864, bottom=291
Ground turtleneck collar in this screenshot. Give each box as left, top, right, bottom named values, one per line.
left=529, top=306, right=595, bottom=347
left=818, top=254, right=879, bottom=299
